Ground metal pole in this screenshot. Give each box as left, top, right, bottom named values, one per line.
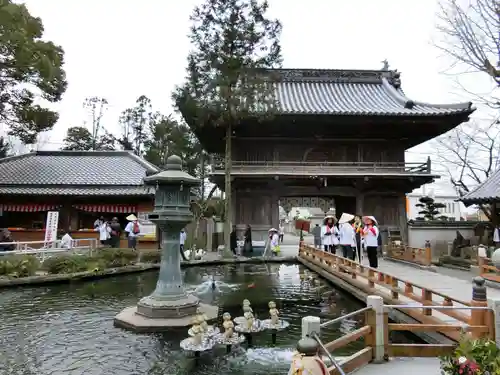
left=311, top=332, right=345, bottom=375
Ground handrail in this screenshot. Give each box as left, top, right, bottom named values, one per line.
left=299, top=245, right=471, bottom=307
left=320, top=306, right=372, bottom=329
left=384, top=305, right=491, bottom=310
left=310, top=331, right=346, bottom=375
left=210, top=160, right=431, bottom=175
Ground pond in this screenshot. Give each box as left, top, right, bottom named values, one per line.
left=0, top=263, right=390, bottom=375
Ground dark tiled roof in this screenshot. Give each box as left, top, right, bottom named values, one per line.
left=269, top=69, right=474, bottom=116
left=0, top=150, right=159, bottom=196
left=461, top=168, right=500, bottom=204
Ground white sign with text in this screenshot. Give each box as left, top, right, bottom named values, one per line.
left=44, top=211, right=59, bottom=244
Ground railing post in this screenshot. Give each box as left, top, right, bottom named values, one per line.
left=366, top=295, right=385, bottom=363
left=424, top=240, right=432, bottom=266
left=487, top=296, right=500, bottom=346
left=470, top=276, right=487, bottom=339
left=302, top=316, right=321, bottom=339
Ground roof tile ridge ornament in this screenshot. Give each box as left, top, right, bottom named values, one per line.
left=271, top=68, right=385, bottom=83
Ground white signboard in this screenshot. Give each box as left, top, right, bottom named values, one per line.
left=44, top=211, right=59, bottom=243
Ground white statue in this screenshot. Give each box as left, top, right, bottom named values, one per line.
left=189, top=317, right=204, bottom=346
left=222, top=312, right=234, bottom=339
left=196, top=308, right=208, bottom=332
left=269, top=301, right=279, bottom=326
left=243, top=305, right=255, bottom=330
left=242, top=299, right=252, bottom=312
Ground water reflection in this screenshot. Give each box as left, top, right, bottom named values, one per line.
left=0, top=263, right=366, bottom=375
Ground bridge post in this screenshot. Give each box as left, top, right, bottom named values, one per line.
left=487, top=296, right=500, bottom=347
left=366, top=295, right=385, bottom=363
left=302, top=316, right=321, bottom=338
left=470, top=276, right=488, bottom=339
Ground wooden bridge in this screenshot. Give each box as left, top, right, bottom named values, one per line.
left=296, top=244, right=500, bottom=374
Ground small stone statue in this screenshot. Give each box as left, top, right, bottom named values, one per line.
left=189, top=318, right=204, bottom=346
left=222, top=312, right=234, bottom=339
left=243, top=305, right=255, bottom=330
left=269, top=301, right=279, bottom=326
left=196, top=307, right=208, bottom=332
left=242, top=299, right=252, bottom=312
left=288, top=337, right=329, bottom=375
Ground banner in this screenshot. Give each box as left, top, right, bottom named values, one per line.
left=44, top=211, right=59, bottom=244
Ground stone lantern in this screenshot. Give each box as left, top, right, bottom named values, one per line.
left=491, top=248, right=500, bottom=270
left=114, top=155, right=218, bottom=331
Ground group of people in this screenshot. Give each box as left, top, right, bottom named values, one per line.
left=313, top=214, right=380, bottom=268
left=93, top=214, right=141, bottom=249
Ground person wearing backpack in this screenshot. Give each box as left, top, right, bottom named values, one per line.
left=125, top=214, right=140, bottom=250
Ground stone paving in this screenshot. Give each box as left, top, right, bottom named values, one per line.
left=353, top=357, right=441, bottom=375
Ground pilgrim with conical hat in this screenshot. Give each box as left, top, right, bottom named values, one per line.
left=361, top=216, right=380, bottom=268
left=338, top=213, right=356, bottom=260
left=268, top=227, right=280, bottom=255
left=321, top=211, right=338, bottom=254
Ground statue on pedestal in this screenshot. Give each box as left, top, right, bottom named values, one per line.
left=243, top=305, right=255, bottom=330
left=242, top=299, right=252, bottom=312
left=222, top=312, right=234, bottom=339
left=269, top=301, right=279, bottom=326
left=288, top=337, right=329, bottom=375
left=196, top=307, right=209, bottom=332
left=189, top=318, right=204, bottom=346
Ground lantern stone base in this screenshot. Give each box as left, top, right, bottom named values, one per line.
left=114, top=302, right=218, bottom=332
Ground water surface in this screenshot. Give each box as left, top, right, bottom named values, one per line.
left=0, top=263, right=367, bottom=375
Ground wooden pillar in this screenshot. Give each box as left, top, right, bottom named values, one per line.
left=356, top=192, right=364, bottom=215
left=470, top=276, right=488, bottom=338
left=397, top=194, right=408, bottom=245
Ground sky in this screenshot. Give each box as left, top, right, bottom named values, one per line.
left=15, top=0, right=497, bottom=196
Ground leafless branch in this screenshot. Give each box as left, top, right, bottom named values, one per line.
left=432, top=118, right=500, bottom=218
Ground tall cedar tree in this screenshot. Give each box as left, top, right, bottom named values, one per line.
left=0, top=0, right=67, bottom=144
left=174, top=0, right=282, bottom=255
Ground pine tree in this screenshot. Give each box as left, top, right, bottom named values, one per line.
left=174, top=0, right=282, bottom=256
left=415, top=196, right=447, bottom=221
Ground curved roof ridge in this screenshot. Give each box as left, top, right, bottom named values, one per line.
left=381, top=77, right=414, bottom=109
left=381, top=77, right=473, bottom=111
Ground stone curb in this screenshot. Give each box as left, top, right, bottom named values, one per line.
left=0, top=256, right=298, bottom=289
left=382, top=256, right=438, bottom=273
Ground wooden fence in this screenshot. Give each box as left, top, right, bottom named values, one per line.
left=384, top=242, right=432, bottom=266
left=298, top=244, right=493, bottom=342
left=478, top=256, right=500, bottom=282
left=297, top=294, right=494, bottom=375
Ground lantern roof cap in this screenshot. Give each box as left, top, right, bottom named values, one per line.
left=143, top=155, right=200, bottom=186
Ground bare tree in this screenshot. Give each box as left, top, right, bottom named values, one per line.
left=435, top=0, right=500, bottom=106
left=433, top=118, right=500, bottom=218
left=83, top=97, right=109, bottom=150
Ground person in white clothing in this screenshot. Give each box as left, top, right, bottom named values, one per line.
left=338, top=213, right=356, bottom=260
left=124, top=214, right=140, bottom=250
left=60, top=232, right=73, bottom=249
left=362, top=216, right=379, bottom=268
left=493, top=225, right=500, bottom=247
left=179, top=229, right=188, bottom=261
left=267, top=227, right=280, bottom=256
left=321, top=216, right=339, bottom=253
left=97, top=221, right=111, bottom=246
left=278, top=224, right=285, bottom=243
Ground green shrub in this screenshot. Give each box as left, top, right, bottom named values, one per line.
left=42, top=255, right=95, bottom=274
left=140, top=250, right=161, bottom=264
left=96, top=248, right=137, bottom=268
left=0, top=255, right=40, bottom=277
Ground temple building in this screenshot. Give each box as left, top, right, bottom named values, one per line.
left=181, top=68, right=475, bottom=242
left=0, top=150, right=158, bottom=247
left=461, top=168, right=500, bottom=225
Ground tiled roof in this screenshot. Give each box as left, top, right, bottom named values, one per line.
left=0, top=150, right=159, bottom=196
left=461, top=168, right=500, bottom=204
left=269, top=69, right=474, bottom=116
